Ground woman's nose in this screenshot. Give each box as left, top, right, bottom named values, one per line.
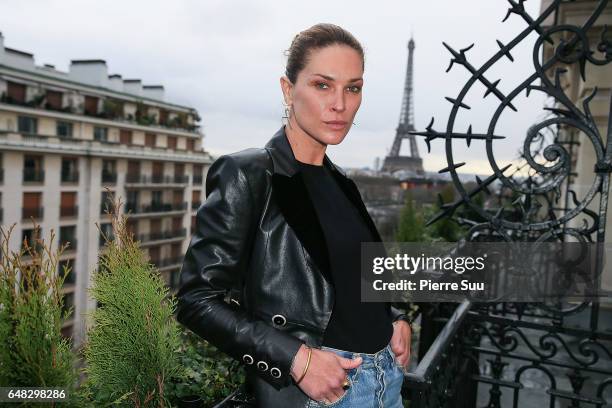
left=331, top=90, right=346, bottom=112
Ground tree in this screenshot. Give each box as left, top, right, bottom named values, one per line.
left=395, top=192, right=426, bottom=242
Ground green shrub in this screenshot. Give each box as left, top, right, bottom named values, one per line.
left=83, top=198, right=182, bottom=407
left=0, top=223, right=82, bottom=407
left=166, top=329, right=245, bottom=406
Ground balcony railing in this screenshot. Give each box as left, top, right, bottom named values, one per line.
left=191, top=201, right=201, bottom=210
left=22, top=206, right=44, bottom=220
left=23, top=168, right=44, bottom=183
left=125, top=202, right=187, bottom=214
left=125, top=174, right=189, bottom=185
left=136, top=228, right=187, bottom=244
left=193, top=174, right=203, bottom=184
left=101, top=171, right=117, bottom=184
left=60, top=205, right=78, bottom=218
left=61, top=170, right=79, bottom=183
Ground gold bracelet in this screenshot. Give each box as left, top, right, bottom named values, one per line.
left=295, top=346, right=312, bottom=385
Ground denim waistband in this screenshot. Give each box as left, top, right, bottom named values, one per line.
left=319, top=342, right=394, bottom=369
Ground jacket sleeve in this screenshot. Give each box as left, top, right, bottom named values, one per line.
left=175, top=154, right=305, bottom=390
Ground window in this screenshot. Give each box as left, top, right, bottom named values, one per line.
left=7, top=81, right=26, bottom=104
left=93, top=126, right=108, bottom=142
left=59, top=225, right=77, bottom=251
left=126, top=190, right=139, bottom=213
left=46, top=90, right=63, bottom=110
left=21, top=228, right=40, bottom=251
left=159, top=109, right=168, bottom=126
left=119, top=129, right=132, bottom=145
left=61, top=158, right=79, bottom=183
left=145, top=133, right=156, bottom=147
left=57, top=121, right=73, bottom=138
left=101, top=160, right=116, bottom=183
left=99, top=223, right=114, bottom=246
left=23, top=155, right=44, bottom=183
left=193, top=164, right=203, bottom=184
left=59, top=259, right=76, bottom=285
left=18, top=116, right=38, bottom=134
left=192, top=190, right=201, bottom=210
left=167, top=136, right=177, bottom=149
left=61, top=292, right=75, bottom=319
left=100, top=190, right=116, bottom=214
left=186, top=138, right=195, bottom=151
left=22, top=192, right=43, bottom=219
left=84, top=96, right=98, bottom=115
left=152, top=191, right=163, bottom=206
left=60, top=192, right=78, bottom=217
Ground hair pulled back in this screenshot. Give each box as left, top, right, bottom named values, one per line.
left=285, top=23, right=365, bottom=84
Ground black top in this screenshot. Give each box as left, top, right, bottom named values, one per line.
left=297, top=159, right=393, bottom=353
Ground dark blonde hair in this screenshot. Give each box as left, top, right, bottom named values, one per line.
left=285, top=23, right=365, bottom=84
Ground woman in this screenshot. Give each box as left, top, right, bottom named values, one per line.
left=176, top=23, right=412, bottom=408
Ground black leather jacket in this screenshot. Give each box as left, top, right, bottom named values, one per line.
left=176, top=126, right=408, bottom=407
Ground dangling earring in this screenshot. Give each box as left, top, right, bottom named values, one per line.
left=282, top=102, right=290, bottom=123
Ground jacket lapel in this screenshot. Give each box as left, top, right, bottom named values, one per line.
left=265, top=126, right=382, bottom=285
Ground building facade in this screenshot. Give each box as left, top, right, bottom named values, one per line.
left=0, top=31, right=213, bottom=347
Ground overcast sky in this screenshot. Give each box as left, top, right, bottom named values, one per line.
left=1, top=0, right=550, bottom=175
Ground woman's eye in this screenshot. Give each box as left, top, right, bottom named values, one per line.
left=315, top=82, right=329, bottom=89
left=348, top=85, right=362, bottom=93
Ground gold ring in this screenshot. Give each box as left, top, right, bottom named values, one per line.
left=342, top=379, right=350, bottom=390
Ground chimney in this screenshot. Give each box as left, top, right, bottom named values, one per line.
left=142, top=85, right=165, bottom=101
left=108, top=74, right=123, bottom=92
left=69, top=60, right=109, bottom=87
left=123, top=79, right=142, bottom=96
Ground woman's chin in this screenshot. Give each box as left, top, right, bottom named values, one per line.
left=318, top=128, right=350, bottom=145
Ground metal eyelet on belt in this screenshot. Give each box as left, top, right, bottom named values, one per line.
left=257, top=361, right=269, bottom=371
left=242, top=354, right=254, bottom=365
left=272, top=314, right=287, bottom=326
left=270, top=367, right=281, bottom=378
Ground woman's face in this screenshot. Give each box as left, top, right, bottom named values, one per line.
left=281, top=44, right=363, bottom=146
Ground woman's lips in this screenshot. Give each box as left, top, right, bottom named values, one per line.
left=324, top=121, right=347, bottom=130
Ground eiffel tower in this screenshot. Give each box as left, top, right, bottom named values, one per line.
left=382, top=37, right=424, bottom=175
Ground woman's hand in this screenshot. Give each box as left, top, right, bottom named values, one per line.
left=389, top=320, right=412, bottom=369
left=291, top=345, right=362, bottom=403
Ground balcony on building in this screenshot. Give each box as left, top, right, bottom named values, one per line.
left=60, top=205, right=78, bottom=218
left=125, top=173, right=189, bottom=187
left=125, top=201, right=187, bottom=217
left=101, top=170, right=117, bottom=184
left=23, top=167, right=45, bottom=183
left=136, top=228, right=187, bottom=246
left=1, top=77, right=202, bottom=135
left=59, top=226, right=77, bottom=253
left=22, top=206, right=44, bottom=220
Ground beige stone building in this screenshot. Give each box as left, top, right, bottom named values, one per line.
left=0, top=31, right=213, bottom=346
left=541, top=0, right=611, bottom=291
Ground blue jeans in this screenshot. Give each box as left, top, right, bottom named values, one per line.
left=305, top=341, right=405, bottom=407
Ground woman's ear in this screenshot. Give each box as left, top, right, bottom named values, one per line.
left=279, top=76, right=293, bottom=106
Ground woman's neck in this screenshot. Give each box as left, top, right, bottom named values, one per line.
left=285, top=120, right=326, bottom=166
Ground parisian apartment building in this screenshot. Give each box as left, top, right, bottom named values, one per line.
left=0, top=31, right=213, bottom=347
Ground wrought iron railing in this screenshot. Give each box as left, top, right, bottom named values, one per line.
left=401, top=0, right=612, bottom=406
